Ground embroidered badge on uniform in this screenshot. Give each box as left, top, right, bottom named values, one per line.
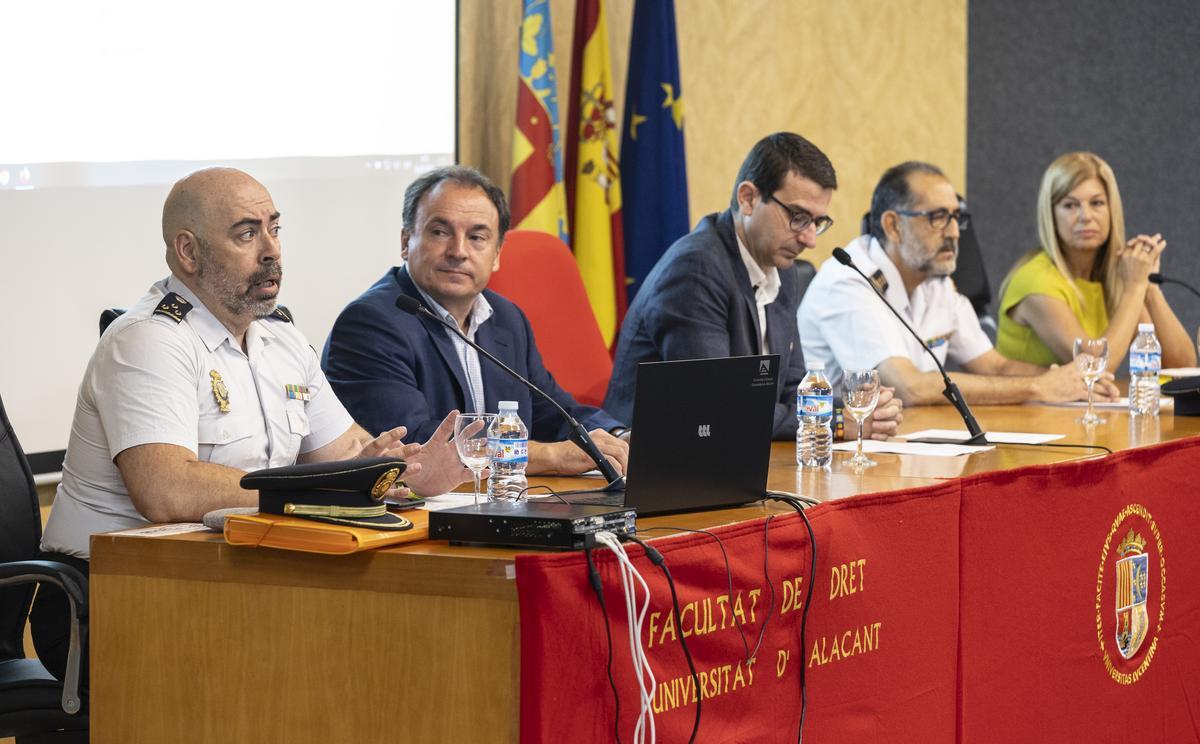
left=370, top=467, right=403, bottom=501
left=209, top=370, right=231, bottom=413
left=285, top=384, right=311, bottom=401
left=924, top=331, right=955, bottom=349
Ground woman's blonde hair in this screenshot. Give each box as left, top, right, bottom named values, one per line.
left=1032, top=151, right=1126, bottom=313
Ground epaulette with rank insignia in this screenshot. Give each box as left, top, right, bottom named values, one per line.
left=269, top=305, right=294, bottom=323
left=869, top=269, right=889, bottom=294
left=153, top=292, right=193, bottom=323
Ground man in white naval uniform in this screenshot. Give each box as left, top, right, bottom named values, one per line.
left=798, top=161, right=1114, bottom=406
left=32, top=167, right=469, bottom=684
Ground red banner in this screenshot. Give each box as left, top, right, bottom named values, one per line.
left=516, top=482, right=962, bottom=743
left=516, top=436, right=1200, bottom=742
left=958, top=437, right=1200, bottom=742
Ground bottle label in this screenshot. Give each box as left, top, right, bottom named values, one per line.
left=799, top=394, right=834, bottom=419
left=489, top=437, right=528, bottom=464
left=1129, top=351, right=1162, bottom=375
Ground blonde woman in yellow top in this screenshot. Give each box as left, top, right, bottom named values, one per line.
left=997, top=152, right=1196, bottom=370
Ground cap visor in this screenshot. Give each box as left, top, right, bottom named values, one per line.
left=304, top=513, right=414, bottom=531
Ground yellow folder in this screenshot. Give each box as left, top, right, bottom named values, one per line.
left=224, top=510, right=429, bottom=554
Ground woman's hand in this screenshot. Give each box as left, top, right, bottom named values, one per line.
left=1117, top=233, right=1166, bottom=286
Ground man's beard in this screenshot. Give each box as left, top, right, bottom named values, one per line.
left=903, top=237, right=957, bottom=277
left=196, top=250, right=282, bottom=320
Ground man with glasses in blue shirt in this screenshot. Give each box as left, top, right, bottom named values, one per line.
left=605, top=132, right=902, bottom=441
left=799, top=161, right=1105, bottom=406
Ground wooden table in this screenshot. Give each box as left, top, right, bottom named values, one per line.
left=88, top=403, right=1199, bottom=743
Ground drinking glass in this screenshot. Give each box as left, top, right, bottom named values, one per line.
left=843, top=369, right=881, bottom=469
left=454, top=413, right=495, bottom=505
left=1073, top=337, right=1108, bottom=425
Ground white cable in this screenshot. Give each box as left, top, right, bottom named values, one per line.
left=595, top=533, right=645, bottom=739
left=597, top=532, right=657, bottom=739
left=606, top=533, right=654, bottom=744
left=596, top=531, right=657, bottom=744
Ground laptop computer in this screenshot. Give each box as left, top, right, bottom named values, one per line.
left=565, top=354, right=780, bottom=516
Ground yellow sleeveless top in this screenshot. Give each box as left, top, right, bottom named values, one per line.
left=996, top=251, right=1108, bottom=366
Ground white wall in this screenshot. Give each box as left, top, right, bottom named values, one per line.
left=0, top=0, right=456, bottom=457
left=0, top=160, right=451, bottom=455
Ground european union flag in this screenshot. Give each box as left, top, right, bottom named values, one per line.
left=620, top=0, right=689, bottom=302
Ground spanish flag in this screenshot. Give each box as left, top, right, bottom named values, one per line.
left=565, top=0, right=626, bottom=348
left=510, top=0, right=568, bottom=242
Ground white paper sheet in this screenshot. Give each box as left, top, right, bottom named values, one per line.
left=899, top=429, right=1065, bottom=444
left=831, top=440, right=992, bottom=457
left=1162, top=368, right=1200, bottom=378
left=111, top=523, right=209, bottom=537
left=421, top=492, right=482, bottom=511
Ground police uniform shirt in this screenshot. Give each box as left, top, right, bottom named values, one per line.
left=797, top=234, right=992, bottom=392
left=40, top=276, right=355, bottom=559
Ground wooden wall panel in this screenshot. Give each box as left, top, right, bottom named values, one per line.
left=463, top=0, right=967, bottom=266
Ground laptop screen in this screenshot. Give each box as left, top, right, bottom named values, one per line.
left=624, top=355, right=780, bottom=515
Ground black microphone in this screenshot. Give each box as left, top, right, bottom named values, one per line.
left=395, top=294, right=625, bottom=490
left=1149, top=273, right=1200, bottom=301
left=831, top=247, right=988, bottom=445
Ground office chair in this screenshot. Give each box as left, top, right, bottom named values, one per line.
left=794, top=258, right=816, bottom=300
left=0, top=392, right=89, bottom=743
left=98, top=308, right=125, bottom=337
left=860, top=198, right=994, bottom=326
left=487, top=230, right=613, bottom=407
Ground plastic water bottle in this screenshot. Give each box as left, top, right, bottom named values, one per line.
left=1129, top=323, right=1162, bottom=417
left=487, top=400, right=529, bottom=501
left=797, top=363, right=834, bottom=468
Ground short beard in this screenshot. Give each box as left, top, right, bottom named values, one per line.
left=195, top=239, right=281, bottom=320
left=922, top=239, right=958, bottom=277
left=898, top=225, right=956, bottom=277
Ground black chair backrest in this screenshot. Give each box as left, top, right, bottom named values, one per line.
left=794, top=258, right=816, bottom=300
left=953, top=217, right=991, bottom=317
left=0, top=392, right=43, bottom=659
left=99, top=308, right=126, bottom=337
left=858, top=202, right=992, bottom=317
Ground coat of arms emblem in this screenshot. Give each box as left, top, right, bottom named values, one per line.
left=1113, top=529, right=1149, bottom=659
left=1096, top=505, right=1164, bottom=685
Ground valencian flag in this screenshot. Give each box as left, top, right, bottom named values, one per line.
left=566, top=0, right=626, bottom=348
left=620, top=0, right=688, bottom=301
left=510, top=0, right=568, bottom=242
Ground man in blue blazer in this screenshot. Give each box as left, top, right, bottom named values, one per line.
left=322, top=166, right=629, bottom=476
left=605, top=132, right=903, bottom=441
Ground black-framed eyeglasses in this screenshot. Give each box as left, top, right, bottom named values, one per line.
left=894, top=208, right=970, bottom=231
left=764, top=193, right=834, bottom=236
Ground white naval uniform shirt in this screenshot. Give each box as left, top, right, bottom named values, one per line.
left=40, top=276, right=354, bottom=559
left=735, top=234, right=781, bottom=355
left=797, top=235, right=992, bottom=392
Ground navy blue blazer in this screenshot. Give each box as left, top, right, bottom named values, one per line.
left=605, top=210, right=809, bottom=439
left=322, top=266, right=623, bottom=444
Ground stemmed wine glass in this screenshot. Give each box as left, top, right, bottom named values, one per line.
left=1073, top=337, right=1108, bottom=425
left=843, top=369, right=881, bottom=469
left=454, top=413, right=495, bottom=505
